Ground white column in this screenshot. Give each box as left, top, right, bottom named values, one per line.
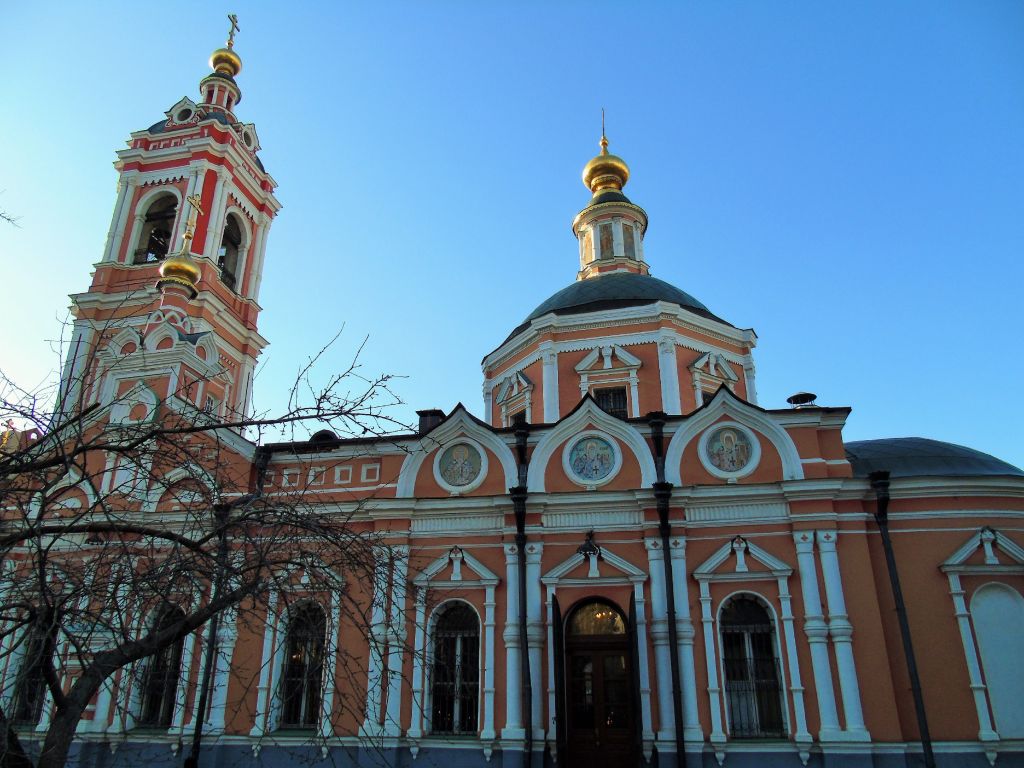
left=544, top=585, right=558, bottom=747
left=742, top=357, right=758, bottom=405
left=645, top=540, right=675, bottom=742
left=629, top=370, right=641, bottom=417
left=408, top=588, right=428, bottom=742
left=249, top=592, right=279, bottom=737
left=612, top=216, right=625, bottom=257
left=172, top=167, right=201, bottom=250
left=362, top=549, right=389, bottom=735
left=482, top=382, right=494, bottom=427
left=697, top=580, right=726, bottom=755
left=657, top=338, right=682, bottom=414
left=525, top=543, right=544, bottom=738
left=816, top=530, right=870, bottom=740
left=56, top=320, right=95, bottom=419
left=250, top=215, right=273, bottom=300
left=668, top=538, right=702, bottom=741
left=778, top=577, right=813, bottom=756
left=502, top=544, right=524, bottom=738
left=541, top=344, right=559, bottom=422
left=793, top=532, right=842, bottom=740
left=947, top=572, right=999, bottom=741
left=244, top=221, right=266, bottom=298
left=169, top=630, right=199, bottom=735
left=384, top=547, right=409, bottom=736
left=203, top=170, right=231, bottom=260
left=691, top=372, right=703, bottom=412
left=103, top=176, right=135, bottom=262
left=320, top=590, right=342, bottom=739
left=206, top=607, right=237, bottom=733
left=482, top=584, right=497, bottom=743
left=633, top=579, right=655, bottom=754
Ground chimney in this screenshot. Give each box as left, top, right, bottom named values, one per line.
left=786, top=392, right=818, bottom=408
left=416, top=409, right=446, bottom=434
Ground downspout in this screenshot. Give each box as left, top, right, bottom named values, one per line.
left=869, top=471, right=936, bottom=768
left=511, top=423, right=533, bottom=767
left=649, top=412, right=686, bottom=768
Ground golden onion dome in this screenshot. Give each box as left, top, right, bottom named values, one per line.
left=159, top=252, right=202, bottom=291
left=209, top=46, right=242, bottom=77
left=582, top=135, right=630, bottom=193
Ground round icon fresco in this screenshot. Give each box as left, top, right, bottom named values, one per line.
left=705, top=427, right=753, bottom=473
left=438, top=443, right=482, bottom=488
left=568, top=435, right=616, bottom=483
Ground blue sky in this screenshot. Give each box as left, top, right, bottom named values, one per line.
left=2, top=2, right=1023, bottom=468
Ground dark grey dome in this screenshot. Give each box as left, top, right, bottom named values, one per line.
left=506, top=272, right=727, bottom=341
left=845, top=437, right=1023, bottom=479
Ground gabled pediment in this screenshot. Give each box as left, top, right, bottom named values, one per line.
left=496, top=371, right=533, bottom=404
left=690, top=351, right=738, bottom=382
left=941, top=527, right=1024, bottom=574
left=542, top=544, right=646, bottom=585
left=164, top=97, right=200, bottom=126
left=575, top=344, right=642, bottom=373
left=693, top=536, right=792, bottom=581
left=414, top=548, right=499, bottom=587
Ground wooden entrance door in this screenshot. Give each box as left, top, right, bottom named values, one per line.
left=564, top=601, right=637, bottom=768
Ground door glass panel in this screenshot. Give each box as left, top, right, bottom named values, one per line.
left=568, top=603, right=626, bottom=636
left=602, top=654, right=628, bottom=729
left=569, top=655, right=594, bottom=728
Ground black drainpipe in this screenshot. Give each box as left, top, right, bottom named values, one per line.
left=869, top=471, right=935, bottom=768
left=511, top=423, right=533, bottom=767
left=649, top=412, right=686, bottom=768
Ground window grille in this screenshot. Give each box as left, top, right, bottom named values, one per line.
left=11, top=625, right=54, bottom=725
left=137, top=605, right=186, bottom=727
left=430, top=603, right=480, bottom=735
left=280, top=603, right=327, bottom=728
left=720, top=597, right=786, bottom=738
left=595, top=387, right=628, bottom=419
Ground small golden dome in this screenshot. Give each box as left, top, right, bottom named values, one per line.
left=582, top=135, right=630, bottom=193
left=159, top=252, right=202, bottom=291
left=209, top=47, right=242, bottom=77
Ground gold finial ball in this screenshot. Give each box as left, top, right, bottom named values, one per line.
left=582, top=141, right=630, bottom=193
left=209, top=47, right=242, bottom=77
left=159, top=252, right=202, bottom=288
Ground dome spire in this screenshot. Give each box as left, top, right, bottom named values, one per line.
left=582, top=112, right=630, bottom=196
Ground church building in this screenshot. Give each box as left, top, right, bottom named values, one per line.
left=3, top=27, right=1024, bottom=768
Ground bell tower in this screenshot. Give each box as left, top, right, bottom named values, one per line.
left=59, top=17, right=281, bottom=424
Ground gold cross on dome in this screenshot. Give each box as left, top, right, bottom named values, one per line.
left=227, top=14, right=240, bottom=48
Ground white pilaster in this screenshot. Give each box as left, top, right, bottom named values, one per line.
left=361, top=549, right=389, bottom=735
left=206, top=607, right=237, bottom=733
left=742, top=358, right=758, bottom=405
left=56, top=320, right=96, bottom=419
left=168, top=630, right=199, bottom=735
left=698, top=581, right=726, bottom=756
left=658, top=338, right=682, bottom=414
left=947, top=573, right=999, bottom=742
left=778, top=577, right=813, bottom=758
left=321, top=590, right=342, bottom=739
left=502, top=544, right=524, bottom=738
left=249, top=591, right=279, bottom=737
left=483, top=584, right=497, bottom=743
left=483, top=381, right=494, bottom=426
left=408, top=588, right=428, bottom=742
left=612, top=216, right=625, bottom=257
left=384, top=547, right=409, bottom=736
left=541, top=344, right=559, bottom=422
left=668, top=538, right=702, bottom=741
left=793, top=532, right=842, bottom=740
left=250, top=214, right=273, bottom=300
left=816, top=530, right=869, bottom=740
left=104, top=175, right=136, bottom=262
left=525, top=543, right=544, bottom=737
left=633, top=580, right=655, bottom=754
left=544, top=585, right=558, bottom=747
left=645, top=540, right=675, bottom=741
left=203, top=170, right=231, bottom=261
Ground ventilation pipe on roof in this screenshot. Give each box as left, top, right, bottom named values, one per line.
left=786, top=392, right=818, bottom=408
left=416, top=409, right=445, bottom=434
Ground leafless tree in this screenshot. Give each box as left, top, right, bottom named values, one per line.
left=0, top=309, right=410, bottom=768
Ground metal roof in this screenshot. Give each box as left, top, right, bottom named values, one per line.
left=844, top=437, right=1024, bottom=478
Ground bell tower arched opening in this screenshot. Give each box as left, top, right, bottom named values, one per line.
left=134, top=193, right=179, bottom=264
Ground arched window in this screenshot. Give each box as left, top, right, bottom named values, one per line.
left=137, top=605, right=186, bottom=728
left=134, top=194, right=178, bottom=264
left=720, top=595, right=786, bottom=738
left=430, top=601, right=480, bottom=734
left=279, top=602, right=327, bottom=728
left=11, top=623, right=55, bottom=725
left=971, top=584, right=1024, bottom=737
left=217, top=214, right=243, bottom=291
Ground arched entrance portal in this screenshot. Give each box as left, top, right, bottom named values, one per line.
left=563, top=599, right=637, bottom=768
